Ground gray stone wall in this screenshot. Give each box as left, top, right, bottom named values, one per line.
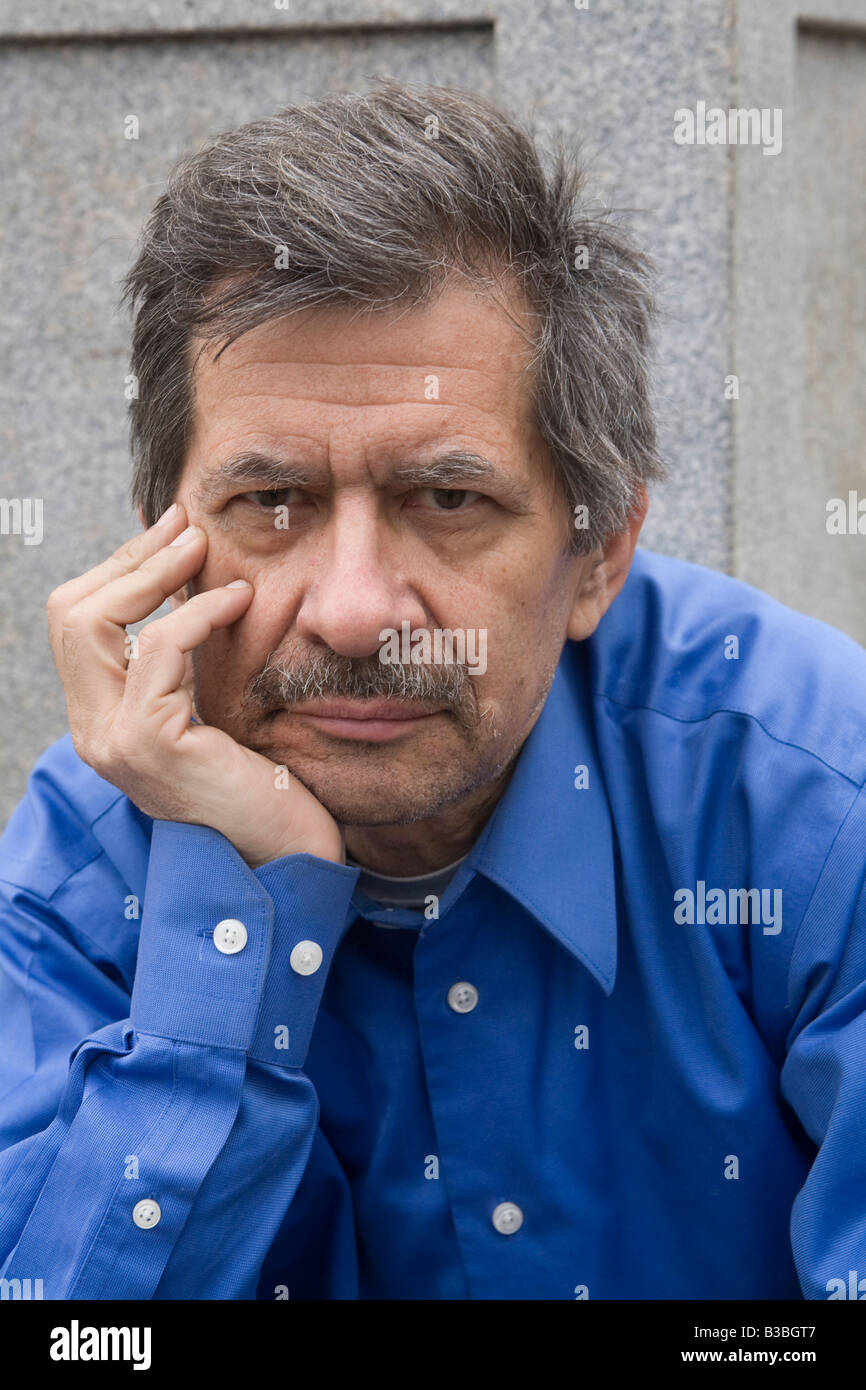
left=1, top=0, right=864, bottom=825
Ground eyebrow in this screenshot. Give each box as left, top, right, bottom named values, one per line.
left=192, top=449, right=534, bottom=509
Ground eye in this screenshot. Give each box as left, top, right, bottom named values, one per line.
left=242, top=487, right=304, bottom=510
left=418, top=488, right=483, bottom=511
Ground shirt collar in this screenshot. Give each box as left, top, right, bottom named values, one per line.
left=473, top=639, right=618, bottom=995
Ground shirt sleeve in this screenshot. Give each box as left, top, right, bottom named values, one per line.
left=0, top=817, right=360, bottom=1300
left=781, top=779, right=866, bottom=1301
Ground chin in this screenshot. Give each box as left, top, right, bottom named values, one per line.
left=321, top=798, right=440, bottom=828
left=266, top=751, right=480, bottom=827
left=301, top=771, right=469, bottom=827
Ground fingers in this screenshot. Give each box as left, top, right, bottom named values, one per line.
left=46, top=502, right=189, bottom=626
left=47, top=527, right=210, bottom=731
left=124, top=583, right=253, bottom=710
left=72, top=525, right=209, bottom=632
left=46, top=505, right=255, bottom=752
left=62, top=579, right=252, bottom=759
left=46, top=506, right=194, bottom=690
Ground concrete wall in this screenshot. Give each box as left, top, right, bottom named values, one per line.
left=0, top=0, right=863, bottom=825
left=733, top=0, right=866, bottom=641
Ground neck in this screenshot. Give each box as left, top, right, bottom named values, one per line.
left=344, top=764, right=513, bottom=876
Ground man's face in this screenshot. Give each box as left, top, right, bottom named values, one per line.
left=175, top=276, right=607, bottom=827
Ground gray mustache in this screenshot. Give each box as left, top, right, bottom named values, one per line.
left=242, top=650, right=479, bottom=728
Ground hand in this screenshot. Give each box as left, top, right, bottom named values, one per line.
left=46, top=502, right=344, bottom=867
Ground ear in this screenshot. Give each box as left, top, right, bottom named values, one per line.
left=137, top=504, right=147, bottom=529
left=566, top=488, right=649, bottom=642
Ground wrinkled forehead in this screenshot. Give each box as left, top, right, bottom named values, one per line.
left=188, top=272, right=537, bottom=400
left=181, top=275, right=555, bottom=493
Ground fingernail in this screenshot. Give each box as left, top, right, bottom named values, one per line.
left=169, top=525, right=198, bottom=547
left=154, top=502, right=178, bottom=528
left=226, top=578, right=251, bottom=589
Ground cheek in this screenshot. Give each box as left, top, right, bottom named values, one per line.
left=454, top=590, right=550, bottom=710
left=478, top=553, right=568, bottom=649
left=191, top=583, right=296, bottom=716
left=473, top=560, right=576, bottom=712
left=193, top=531, right=298, bottom=652
left=192, top=527, right=258, bottom=590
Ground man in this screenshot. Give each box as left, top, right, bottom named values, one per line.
left=0, top=79, right=864, bottom=1301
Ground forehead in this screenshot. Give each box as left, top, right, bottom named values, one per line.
left=185, top=276, right=540, bottom=467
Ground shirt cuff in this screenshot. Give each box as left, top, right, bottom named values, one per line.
left=130, top=821, right=359, bottom=1062
left=248, top=852, right=360, bottom=1069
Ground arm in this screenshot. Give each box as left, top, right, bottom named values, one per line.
left=0, top=815, right=360, bottom=1299
left=781, top=780, right=866, bottom=1300
left=1, top=501, right=358, bottom=1299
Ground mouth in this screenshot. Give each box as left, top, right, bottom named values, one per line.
left=270, top=698, right=448, bottom=743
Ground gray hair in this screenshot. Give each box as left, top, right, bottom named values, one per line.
left=123, top=77, right=665, bottom=551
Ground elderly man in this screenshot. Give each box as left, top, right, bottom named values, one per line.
left=0, top=79, right=864, bottom=1302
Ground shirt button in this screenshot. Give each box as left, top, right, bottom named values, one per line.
left=213, top=919, right=247, bottom=954
left=290, top=940, right=323, bottom=975
left=132, top=1199, right=161, bottom=1229
left=447, top=981, right=478, bottom=1013
left=492, top=1202, right=523, bottom=1235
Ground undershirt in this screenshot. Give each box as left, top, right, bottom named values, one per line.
left=345, top=851, right=470, bottom=917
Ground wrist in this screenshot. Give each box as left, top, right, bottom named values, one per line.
left=243, top=830, right=345, bottom=869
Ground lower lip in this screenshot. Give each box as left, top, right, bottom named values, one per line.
left=288, top=711, right=443, bottom=742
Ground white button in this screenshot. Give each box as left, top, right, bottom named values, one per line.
left=447, top=981, right=478, bottom=1013
left=290, top=940, right=323, bottom=975
left=213, top=919, right=247, bottom=954
left=132, top=1199, right=161, bottom=1229
left=492, top=1202, right=523, bottom=1235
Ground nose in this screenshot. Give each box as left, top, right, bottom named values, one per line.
left=294, top=498, right=428, bottom=658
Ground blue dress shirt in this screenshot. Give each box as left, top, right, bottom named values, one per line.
left=1, top=547, right=865, bottom=1300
